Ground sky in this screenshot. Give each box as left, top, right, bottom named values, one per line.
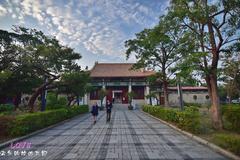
left=0, top=0, right=169, bottom=69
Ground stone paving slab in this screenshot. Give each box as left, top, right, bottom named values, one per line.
left=0, top=105, right=228, bottom=160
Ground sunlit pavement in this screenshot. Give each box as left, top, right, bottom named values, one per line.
left=0, top=104, right=227, bottom=160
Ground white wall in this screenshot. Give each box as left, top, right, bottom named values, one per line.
left=169, top=92, right=211, bottom=106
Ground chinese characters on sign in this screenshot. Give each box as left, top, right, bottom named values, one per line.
left=0, top=150, right=48, bottom=157
left=0, top=141, right=48, bottom=158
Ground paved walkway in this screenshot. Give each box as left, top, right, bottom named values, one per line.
left=0, top=104, right=227, bottom=160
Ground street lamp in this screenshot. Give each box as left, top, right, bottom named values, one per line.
left=41, top=76, right=48, bottom=112
left=176, top=73, right=184, bottom=110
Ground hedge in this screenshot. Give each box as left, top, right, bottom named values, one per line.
left=212, top=133, right=240, bottom=156
left=221, top=105, right=240, bottom=132
left=1, top=105, right=89, bottom=137
left=0, top=104, right=14, bottom=112
left=142, top=105, right=201, bottom=133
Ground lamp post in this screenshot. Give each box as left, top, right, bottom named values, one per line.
left=41, top=76, right=47, bottom=112
left=176, top=74, right=184, bottom=110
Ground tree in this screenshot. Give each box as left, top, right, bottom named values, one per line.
left=125, top=16, right=189, bottom=107
left=169, top=0, right=240, bottom=130
left=59, top=71, right=91, bottom=106
left=222, top=49, right=240, bottom=102
left=98, top=89, right=108, bottom=110
left=0, top=27, right=82, bottom=111
left=145, top=92, right=157, bottom=106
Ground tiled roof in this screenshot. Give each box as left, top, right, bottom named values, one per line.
left=168, top=86, right=208, bottom=90
left=90, top=63, right=155, bottom=78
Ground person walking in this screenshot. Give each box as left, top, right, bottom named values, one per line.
left=106, top=100, right=112, bottom=122
left=91, top=102, right=98, bottom=124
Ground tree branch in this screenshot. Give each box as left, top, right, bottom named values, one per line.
left=210, top=9, right=225, bottom=18
left=218, top=11, right=228, bottom=29
left=222, top=38, right=240, bottom=46
left=212, top=23, right=223, bottom=52
left=181, top=20, right=200, bottom=35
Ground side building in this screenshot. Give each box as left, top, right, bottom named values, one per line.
left=168, top=86, right=211, bottom=106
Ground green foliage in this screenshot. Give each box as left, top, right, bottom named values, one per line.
left=142, top=105, right=201, bottom=133
left=59, top=71, right=91, bottom=98
left=184, top=102, right=202, bottom=108
left=46, top=93, right=67, bottom=110
left=0, top=26, right=82, bottom=110
left=65, top=105, right=89, bottom=118
left=7, top=105, right=88, bottom=137
left=0, top=104, right=14, bottom=112
left=212, top=134, right=240, bottom=156
left=222, top=105, right=240, bottom=132
left=0, top=115, right=15, bottom=137
left=98, top=89, right=108, bottom=109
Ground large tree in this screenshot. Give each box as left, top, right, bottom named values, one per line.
left=169, top=0, right=240, bottom=129
left=222, top=46, right=240, bottom=102
left=0, top=27, right=82, bottom=111
left=125, top=16, right=190, bottom=107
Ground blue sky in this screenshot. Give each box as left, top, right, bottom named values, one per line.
left=0, top=0, right=169, bottom=68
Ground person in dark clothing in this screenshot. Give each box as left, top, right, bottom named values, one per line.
left=106, top=100, right=112, bottom=122
left=91, top=102, right=98, bottom=124
left=112, top=98, right=115, bottom=104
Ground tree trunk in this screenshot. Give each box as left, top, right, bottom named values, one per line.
left=163, top=80, right=169, bottom=107
left=28, top=77, right=58, bottom=112
left=209, top=73, right=223, bottom=130
left=205, top=75, right=212, bottom=100
left=206, top=21, right=223, bottom=130
left=13, top=93, right=21, bottom=111
left=149, top=97, right=152, bottom=106
left=67, top=96, right=74, bottom=106
left=28, top=87, right=44, bottom=112
left=77, top=95, right=80, bottom=106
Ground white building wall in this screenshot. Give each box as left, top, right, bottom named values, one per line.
left=168, top=92, right=211, bottom=106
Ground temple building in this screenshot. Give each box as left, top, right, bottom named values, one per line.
left=85, top=62, right=210, bottom=107
left=87, top=63, right=155, bottom=106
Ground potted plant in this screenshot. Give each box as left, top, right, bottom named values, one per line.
left=127, top=91, right=135, bottom=110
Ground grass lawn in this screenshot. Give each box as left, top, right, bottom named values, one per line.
left=143, top=105, right=240, bottom=157
left=198, top=107, right=240, bottom=156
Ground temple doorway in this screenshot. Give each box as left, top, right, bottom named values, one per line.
left=112, top=90, right=122, bottom=103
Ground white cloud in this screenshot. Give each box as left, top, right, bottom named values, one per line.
left=2, top=0, right=168, bottom=60
left=0, top=5, right=7, bottom=16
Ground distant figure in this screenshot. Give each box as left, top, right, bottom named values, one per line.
left=106, top=100, right=112, bottom=122
left=91, top=102, right=99, bottom=124
left=112, top=98, right=115, bottom=104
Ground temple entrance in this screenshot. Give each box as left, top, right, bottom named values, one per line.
left=106, top=86, right=128, bottom=104
left=113, top=90, right=122, bottom=103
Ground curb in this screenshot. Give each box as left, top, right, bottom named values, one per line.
left=141, top=110, right=240, bottom=160
left=0, top=113, right=89, bottom=150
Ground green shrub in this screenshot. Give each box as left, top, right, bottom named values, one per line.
left=184, top=102, right=202, bottom=108
left=8, top=105, right=89, bottom=137
left=0, top=115, right=15, bottom=137
left=58, top=97, right=68, bottom=106
left=213, top=134, right=240, bottom=156
left=46, top=93, right=67, bottom=110
left=0, top=104, right=14, bottom=112
left=142, top=105, right=201, bottom=133
left=222, top=105, right=240, bottom=132
left=177, top=107, right=200, bottom=133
